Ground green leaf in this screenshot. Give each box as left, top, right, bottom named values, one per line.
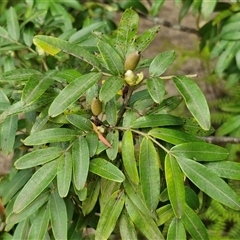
left=122, top=130, right=139, bottom=185
left=28, top=204, right=49, bottom=240
left=99, top=76, right=124, bottom=103
left=7, top=7, right=20, bottom=41
left=146, top=77, right=165, bottom=104
left=204, top=161, right=240, bottom=180
left=105, top=98, right=117, bottom=126
left=201, top=0, right=217, bottom=19
left=156, top=204, right=174, bottom=226
left=86, top=132, right=98, bottom=157
left=67, top=114, right=93, bottom=131
left=22, top=73, right=55, bottom=105
left=119, top=209, right=138, bottom=240
left=13, top=161, right=58, bottom=213
left=148, top=128, right=202, bottom=145
left=89, top=158, right=125, bottom=182
left=24, top=128, right=78, bottom=145
left=221, top=31, right=240, bottom=40
left=13, top=219, right=29, bottom=240
left=23, top=23, right=35, bottom=47
left=125, top=197, right=164, bottom=240
left=49, top=72, right=102, bottom=117
left=72, top=137, right=89, bottom=190
left=131, top=114, right=183, bottom=128
left=149, top=50, right=176, bottom=77
left=172, top=76, right=210, bottom=130
left=15, top=147, right=63, bottom=169
left=177, top=157, right=240, bottom=210
left=49, top=191, right=68, bottom=240
left=116, top=8, right=139, bottom=55
left=7, top=191, right=50, bottom=225
left=2, top=169, right=33, bottom=205
left=106, top=130, right=119, bottom=161
left=182, top=204, right=209, bottom=240
left=179, top=0, right=192, bottom=22
left=167, top=217, right=186, bottom=240
left=57, top=152, right=72, bottom=197
left=98, top=42, right=124, bottom=75
left=185, top=186, right=199, bottom=210
left=170, top=142, right=229, bottom=161
left=0, top=26, right=10, bottom=40
left=165, top=155, right=185, bottom=218
left=139, top=137, right=160, bottom=212
left=150, top=0, right=165, bottom=16
left=95, top=190, right=125, bottom=240
left=33, top=35, right=100, bottom=69
left=0, top=115, right=18, bottom=154
left=210, top=40, right=228, bottom=59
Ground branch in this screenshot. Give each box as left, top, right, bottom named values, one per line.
left=200, top=136, right=240, bottom=144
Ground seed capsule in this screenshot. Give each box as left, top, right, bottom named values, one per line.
left=124, top=51, right=141, bottom=71
left=91, top=97, right=102, bottom=116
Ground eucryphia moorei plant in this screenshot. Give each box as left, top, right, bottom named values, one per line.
left=0, top=8, right=240, bottom=240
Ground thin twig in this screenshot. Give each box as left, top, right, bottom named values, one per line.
left=199, top=136, right=240, bottom=144
left=161, top=73, right=198, bottom=80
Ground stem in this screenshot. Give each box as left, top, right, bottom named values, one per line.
left=161, top=74, right=198, bottom=80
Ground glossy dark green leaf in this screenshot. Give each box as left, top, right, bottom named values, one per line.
left=173, top=76, right=210, bottom=130
left=179, top=0, right=192, bottom=22
left=148, top=128, right=202, bottom=145
left=57, top=152, right=72, bottom=197
left=89, top=158, right=125, bottom=182
left=156, top=204, right=174, bottom=226
left=125, top=197, right=164, bottom=240
left=15, top=147, right=63, bottom=169
left=150, top=0, right=165, bottom=16
left=146, top=77, right=165, bottom=104
left=204, top=161, right=240, bottom=180
left=105, top=98, right=117, bottom=126
left=185, top=186, right=199, bottom=210
left=149, top=51, right=176, bottom=77
left=49, top=191, right=68, bottom=240
left=67, top=114, right=92, bottom=131
left=98, top=42, right=124, bottom=76
left=139, top=137, right=160, bottom=212
left=182, top=204, right=209, bottom=240
left=122, top=130, right=139, bottom=185
left=7, top=7, right=20, bottom=41
left=167, top=217, right=186, bottom=240
left=13, top=161, right=57, bottom=213
left=72, top=137, right=89, bottom=190
left=0, top=115, right=18, bottom=154
left=95, top=190, right=125, bottom=240
left=28, top=203, right=49, bottom=240
left=170, top=142, right=229, bottom=161
left=201, top=0, right=217, bottom=19
left=106, top=130, right=119, bottom=160
left=177, top=157, right=240, bottom=210
left=24, top=128, right=77, bottom=145
left=33, top=35, right=100, bottom=69
left=49, top=72, right=102, bottom=117
left=99, top=76, right=124, bottom=103
left=131, top=114, right=183, bottom=128
left=165, top=155, right=185, bottom=218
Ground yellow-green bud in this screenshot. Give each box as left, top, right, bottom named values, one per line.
left=91, top=97, right=102, bottom=116
left=124, top=51, right=141, bottom=71
left=124, top=70, right=144, bottom=86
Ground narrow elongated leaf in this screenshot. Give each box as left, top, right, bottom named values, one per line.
left=0, top=26, right=10, bottom=40
left=165, top=155, right=185, bottom=217
left=173, top=76, right=210, bottom=130
left=119, top=209, right=138, bottom=240
left=149, top=51, right=176, bottom=77
left=167, top=217, right=186, bottom=240
left=201, top=0, right=217, bottom=19
left=0, top=115, right=18, bottom=154
left=204, top=161, right=240, bottom=180
left=146, top=77, right=165, bottom=104
left=24, top=128, right=77, bottom=145
left=105, top=98, right=117, bottom=126
left=95, top=190, right=125, bottom=240
left=122, top=130, right=139, bottom=184
left=72, top=137, right=89, bottom=190
left=7, top=7, right=20, bottom=41
left=98, top=42, right=124, bottom=75
left=149, top=128, right=202, bottom=145
left=33, top=35, right=100, bottom=68
left=156, top=204, right=174, bottom=226
left=49, top=72, right=102, bottom=117
left=13, top=161, right=58, bottom=213
left=182, top=204, right=209, bottom=240
left=0, top=69, right=41, bottom=81
left=23, top=23, right=34, bottom=46
left=15, top=147, right=63, bottom=169
left=67, top=114, right=92, bottom=131
left=86, top=132, right=98, bottom=157
left=13, top=219, right=29, bottom=240
left=57, top=152, right=72, bottom=197
left=28, top=204, right=49, bottom=240
left=177, top=157, right=240, bottom=210
left=170, top=142, right=229, bottom=161
left=89, top=158, right=125, bottom=182
left=99, top=76, right=124, bottom=103
left=131, top=114, right=183, bottom=128
left=125, top=197, right=164, bottom=240
left=139, top=137, right=160, bottom=212
left=49, top=191, right=68, bottom=240
left=106, top=130, right=119, bottom=160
